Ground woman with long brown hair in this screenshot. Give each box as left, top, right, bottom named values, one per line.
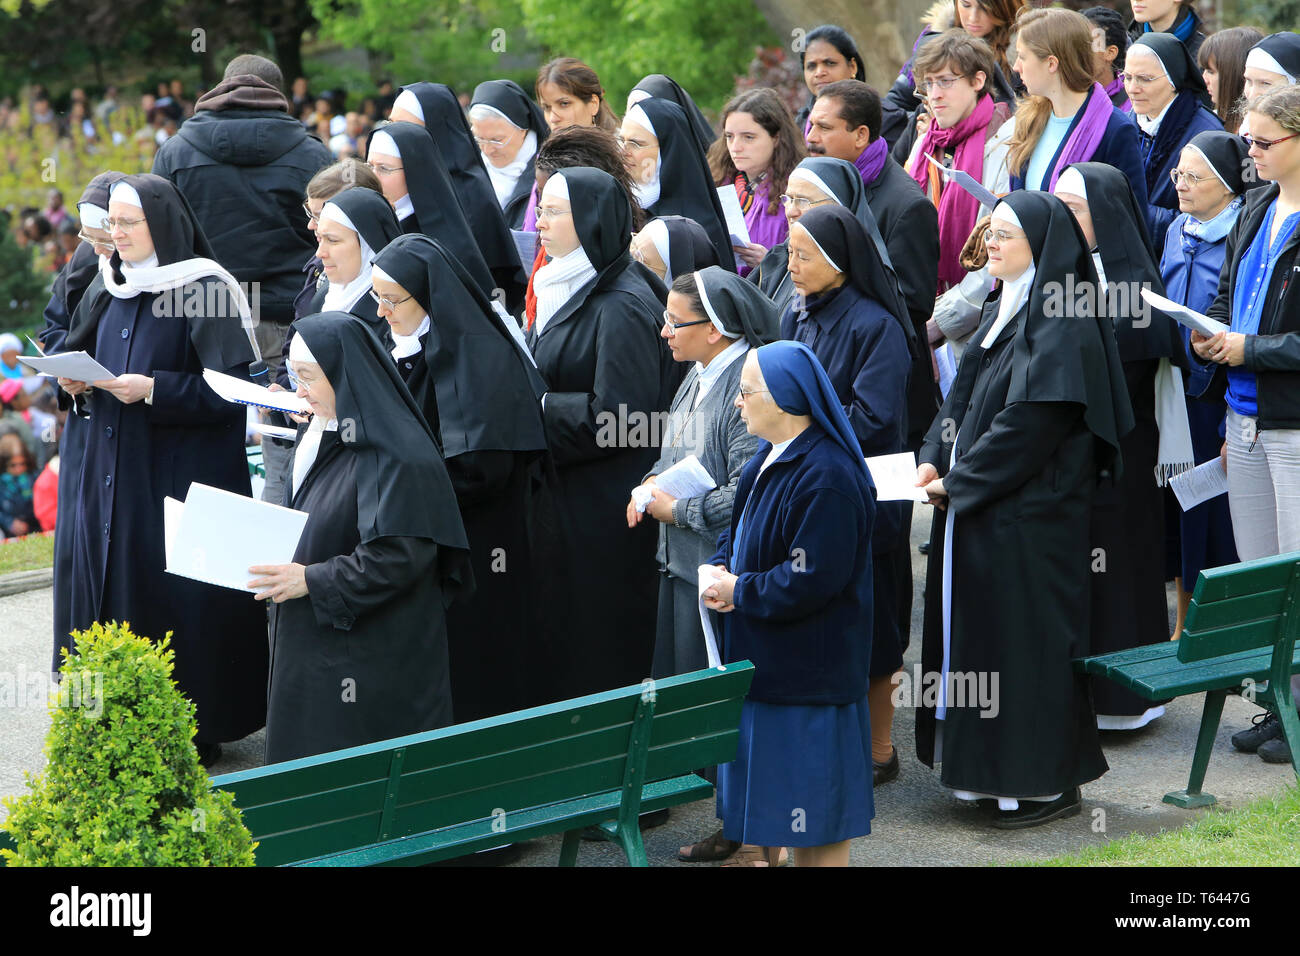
left=1005, top=7, right=1147, bottom=209
left=1199, top=27, right=1265, bottom=134
left=707, top=88, right=805, bottom=273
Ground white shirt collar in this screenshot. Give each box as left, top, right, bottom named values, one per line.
left=391, top=314, right=430, bottom=360
left=394, top=193, right=415, bottom=221
left=1135, top=97, right=1176, bottom=136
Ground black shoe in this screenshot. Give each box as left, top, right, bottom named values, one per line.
left=580, top=807, right=670, bottom=841
left=1258, top=735, right=1293, bottom=764
left=196, top=741, right=223, bottom=768
left=1231, top=711, right=1283, bottom=753
left=991, top=788, right=1081, bottom=830
left=918, top=540, right=931, bottom=555
left=873, top=747, right=900, bottom=786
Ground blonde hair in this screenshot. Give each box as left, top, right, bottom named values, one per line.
left=1006, top=7, right=1099, bottom=178
left=1248, top=85, right=1300, bottom=137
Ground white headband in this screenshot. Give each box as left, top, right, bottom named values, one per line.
left=1053, top=167, right=1088, bottom=201
left=542, top=171, right=570, bottom=201
left=991, top=201, right=1023, bottom=230
left=793, top=223, right=842, bottom=273
left=289, top=331, right=319, bottom=366
left=109, top=181, right=143, bottom=210
left=627, top=89, right=652, bottom=109
left=369, top=129, right=401, bottom=160
left=319, top=201, right=360, bottom=234
left=394, top=89, right=425, bottom=122
left=78, top=203, right=109, bottom=230
left=1129, top=41, right=1174, bottom=87
left=468, top=103, right=522, bottom=129
left=788, top=168, right=842, bottom=206
left=371, top=264, right=396, bottom=284
left=626, top=103, right=657, bottom=140
left=692, top=272, right=741, bottom=339
left=1183, top=145, right=1234, bottom=192
left=642, top=219, right=672, bottom=278
left=1246, top=47, right=1296, bottom=84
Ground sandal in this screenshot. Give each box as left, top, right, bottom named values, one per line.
left=678, top=827, right=740, bottom=862
left=721, top=844, right=790, bottom=867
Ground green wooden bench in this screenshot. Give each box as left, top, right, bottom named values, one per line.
left=204, top=662, right=752, bottom=866
left=1076, top=552, right=1300, bottom=808
left=246, top=446, right=265, bottom=479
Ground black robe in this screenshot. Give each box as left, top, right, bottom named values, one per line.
left=632, top=74, right=716, bottom=150
left=917, top=301, right=1109, bottom=794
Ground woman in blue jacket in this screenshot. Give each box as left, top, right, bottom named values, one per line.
left=1159, top=130, right=1246, bottom=636
left=702, top=340, right=876, bottom=867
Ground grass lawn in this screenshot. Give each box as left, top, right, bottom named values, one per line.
left=1034, top=785, right=1300, bottom=866
left=0, top=533, right=55, bottom=576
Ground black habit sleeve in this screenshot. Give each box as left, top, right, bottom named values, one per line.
left=446, top=450, right=517, bottom=507
left=303, top=535, right=440, bottom=631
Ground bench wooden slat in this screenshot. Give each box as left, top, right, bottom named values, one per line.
left=1183, top=588, right=1287, bottom=632
left=1190, top=552, right=1300, bottom=603
left=1178, top=618, right=1284, bottom=662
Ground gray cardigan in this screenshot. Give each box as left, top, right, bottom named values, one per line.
left=645, top=353, right=757, bottom=582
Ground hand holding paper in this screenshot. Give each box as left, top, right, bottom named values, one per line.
left=1140, top=288, right=1230, bottom=338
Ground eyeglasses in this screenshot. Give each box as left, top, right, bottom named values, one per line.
left=1169, top=168, right=1212, bottom=187
left=1121, top=72, right=1165, bottom=87
left=982, top=227, right=1026, bottom=245
left=662, top=311, right=711, bottom=333
left=368, top=288, right=415, bottom=310
left=367, top=162, right=404, bottom=176
left=780, top=195, right=833, bottom=211
left=916, top=75, right=967, bottom=94
left=473, top=134, right=514, bottom=148
left=1242, top=132, right=1299, bottom=152
left=302, top=201, right=320, bottom=224
left=737, top=386, right=769, bottom=400
left=78, top=230, right=113, bottom=247
left=617, top=135, right=653, bottom=151
left=534, top=205, right=572, bottom=222
left=105, top=216, right=145, bottom=233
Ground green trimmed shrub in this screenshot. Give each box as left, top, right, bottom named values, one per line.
left=0, top=621, right=256, bottom=866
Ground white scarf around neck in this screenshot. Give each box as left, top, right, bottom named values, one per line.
left=484, top=130, right=538, bottom=207
left=391, top=314, right=430, bottom=360
left=319, top=202, right=376, bottom=313
left=532, top=245, right=597, bottom=335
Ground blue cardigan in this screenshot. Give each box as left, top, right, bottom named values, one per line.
left=1010, top=99, right=1149, bottom=213
left=1160, top=209, right=1234, bottom=399
left=709, top=425, right=875, bottom=705
left=1144, top=105, right=1224, bottom=259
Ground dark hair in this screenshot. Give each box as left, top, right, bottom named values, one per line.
left=708, top=88, right=806, bottom=216
left=669, top=273, right=705, bottom=315
left=954, top=0, right=1028, bottom=77
left=801, top=25, right=866, bottom=81
left=223, top=54, right=284, bottom=92
left=1200, top=26, right=1265, bottom=133
left=913, top=29, right=999, bottom=94
left=306, top=158, right=382, bottom=200
left=1081, top=6, right=1129, bottom=73
left=816, top=80, right=883, bottom=141
left=535, top=57, right=620, bottom=131
left=534, top=125, right=646, bottom=230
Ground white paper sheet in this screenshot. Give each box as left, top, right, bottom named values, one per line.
left=202, top=368, right=311, bottom=414
left=865, top=452, right=928, bottom=501
left=248, top=422, right=298, bottom=441
left=696, top=564, right=724, bottom=668
left=163, top=496, right=182, bottom=568
left=716, top=185, right=751, bottom=250
left=1170, top=458, right=1229, bottom=511
left=165, top=482, right=310, bottom=594
left=19, top=351, right=115, bottom=383
left=632, top=454, right=717, bottom=513
left=510, top=228, right=538, bottom=268
left=1140, top=288, right=1230, bottom=338
left=924, top=153, right=999, bottom=210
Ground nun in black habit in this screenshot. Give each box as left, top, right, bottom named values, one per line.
left=253, top=312, right=473, bottom=764
left=370, top=233, right=561, bottom=720
left=389, top=82, right=526, bottom=310
left=62, top=173, right=268, bottom=758
left=630, top=215, right=721, bottom=286
left=622, top=98, right=736, bottom=271
left=45, top=170, right=123, bottom=673
left=528, top=168, right=678, bottom=699
left=1054, top=162, right=1190, bottom=729
left=917, top=191, right=1131, bottom=827
left=628, top=74, right=717, bottom=151
left=469, top=80, right=549, bottom=229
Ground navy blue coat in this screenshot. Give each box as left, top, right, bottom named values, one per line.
left=709, top=425, right=875, bottom=705
left=1011, top=100, right=1149, bottom=214
left=780, top=283, right=909, bottom=553
left=1143, top=103, right=1223, bottom=260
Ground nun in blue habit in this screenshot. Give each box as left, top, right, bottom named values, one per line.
left=703, top=339, right=876, bottom=866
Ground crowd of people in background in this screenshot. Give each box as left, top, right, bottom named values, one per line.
left=9, top=2, right=1300, bottom=866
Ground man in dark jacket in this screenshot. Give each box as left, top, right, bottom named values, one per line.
left=152, top=54, right=332, bottom=498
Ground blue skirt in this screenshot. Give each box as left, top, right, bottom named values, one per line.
left=718, top=694, right=873, bottom=847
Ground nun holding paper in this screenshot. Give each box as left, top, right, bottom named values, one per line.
left=253, top=312, right=473, bottom=764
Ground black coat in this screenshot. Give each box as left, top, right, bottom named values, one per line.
left=917, top=301, right=1109, bottom=795
left=66, top=287, right=268, bottom=742
left=152, top=108, right=333, bottom=324
left=864, top=158, right=940, bottom=446
left=266, top=433, right=452, bottom=762
left=528, top=261, right=678, bottom=699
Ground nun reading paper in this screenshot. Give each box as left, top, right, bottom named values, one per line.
left=166, top=483, right=309, bottom=594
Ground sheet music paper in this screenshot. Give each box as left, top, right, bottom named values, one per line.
left=716, top=185, right=752, bottom=270
left=19, top=351, right=115, bottom=383
left=203, top=368, right=311, bottom=414
left=1170, top=459, right=1229, bottom=511
left=923, top=153, right=999, bottom=209
left=865, top=452, right=928, bottom=501
left=1139, top=288, right=1230, bottom=338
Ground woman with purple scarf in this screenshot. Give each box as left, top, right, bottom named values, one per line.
left=1005, top=8, right=1147, bottom=211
